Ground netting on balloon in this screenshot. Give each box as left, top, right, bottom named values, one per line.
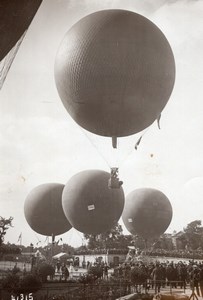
left=0, top=31, right=26, bottom=90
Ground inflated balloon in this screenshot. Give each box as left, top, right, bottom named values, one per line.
left=55, top=9, right=175, bottom=138
left=62, top=170, right=125, bottom=234
left=24, top=183, right=72, bottom=236
left=0, top=0, right=42, bottom=61
left=122, top=188, right=172, bottom=239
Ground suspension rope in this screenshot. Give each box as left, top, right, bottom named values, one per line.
left=35, top=234, right=41, bottom=246
left=75, top=118, right=157, bottom=170
left=119, top=127, right=151, bottom=168
left=79, top=126, right=111, bottom=168
left=0, top=30, right=27, bottom=90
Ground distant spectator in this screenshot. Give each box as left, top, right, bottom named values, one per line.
left=151, top=263, right=162, bottom=293
left=56, top=259, right=61, bottom=273
left=23, top=263, right=26, bottom=275
left=82, top=261, right=86, bottom=269
left=103, top=263, right=110, bottom=279
left=189, top=265, right=200, bottom=296
left=64, top=266, right=69, bottom=281
left=12, top=263, right=19, bottom=274
left=199, top=264, right=203, bottom=297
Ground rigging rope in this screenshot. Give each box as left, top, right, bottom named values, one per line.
left=119, top=127, right=151, bottom=168
left=79, top=123, right=153, bottom=170
left=79, top=126, right=111, bottom=168
left=0, top=30, right=27, bottom=90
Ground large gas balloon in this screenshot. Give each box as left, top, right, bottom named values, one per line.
left=24, top=183, right=72, bottom=236
left=55, top=9, right=175, bottom=138
left=0, top=0, right=42, bottom=61
left=122, top=188, right=172, bottom=239
left=62, top=170, right=125, bottom=234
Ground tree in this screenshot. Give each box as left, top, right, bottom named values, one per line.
left=0, top=245, right=21, bottom=261
left=0, top=216, right=13, bottom=246
left=99, top=223, right=123, bottom=249
left=0, top=243, right=21, bottom=255
left=152, top=234, right=174, bottom=251
left=182, top=220, right=203, bottom=250
left=131, top=235, right=146, bottom=250
left=84, top=223, right=133, bottom=250
left=176, top=233, right=188, bottom=250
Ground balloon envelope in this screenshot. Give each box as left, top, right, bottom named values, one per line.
left=24, top=183, right=72, bottom=236
left=55, top=9, right=175, bottom=138
left=122, top=188, right=173, bottom=239
left=62, top=170, right=125, bottom=234
left=0, top=0, right=42, bottom=61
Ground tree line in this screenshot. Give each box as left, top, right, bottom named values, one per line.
left=1, top=216, right=203, bottom=256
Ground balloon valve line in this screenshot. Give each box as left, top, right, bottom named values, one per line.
left=112, top=136, right=117, bottom=148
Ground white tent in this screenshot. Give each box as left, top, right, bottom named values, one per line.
left=52, top=252, right=69, bottom=259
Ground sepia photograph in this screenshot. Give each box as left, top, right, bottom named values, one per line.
left=0, top=0, right=203, bottom=299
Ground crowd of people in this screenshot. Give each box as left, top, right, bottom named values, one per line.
left=40, top=253, right=203, bottom=296
left=112, top=259, right=203, bottom=296
left=9, top=253, right=203, bottom=298
left=144, top=249, right=203, bottom=260
left=18, top=247, right=203, bottom=297
left=74, top=248, right=203, bottom=260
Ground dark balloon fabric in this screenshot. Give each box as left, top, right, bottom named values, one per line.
left=122, top=188, right=173, bottom=239
left=0, top=0, right=42, bottom=61
left=62, top=170, right=125, bottom=234
left=55, top=9, right=175, bottom=137
left=24, top=183, right=72, bottom=236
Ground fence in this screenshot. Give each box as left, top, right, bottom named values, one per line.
left=0, top=280, right=192, bottom=300
left=0, top=281, right=132, bottom=300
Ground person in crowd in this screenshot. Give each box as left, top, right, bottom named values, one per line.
left=199, top=263, right=203, bottom=297
left=64, top=265, right=69, bottom=282
left=103, top=263, right=110, bottom=280
left=189, top=264, right=200, bottom=296
left=69, top=262, right=74, bottom=278
left=23, top=263, right=26, bottom=275
left=151, top=263, right=163, bottom=293
left=61, top=263, right=66, bottom=281
left=82, top=260, right=86, bottom=269
left=56, top=259, right=61, bottom=273
left=166, top=262, right=178, bottom=288
left=177, top=261, right=187, bottom=289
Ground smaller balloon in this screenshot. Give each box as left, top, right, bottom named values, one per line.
left=62, top=170, right=125, bottom=234
left=24, top=183, right=72, bottom=236
left=122, top=188, right=172, bottom=239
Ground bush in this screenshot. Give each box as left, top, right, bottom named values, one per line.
left=21, top=274, right=42, bottom=293
left=12, top=266, right=21, bottom=275
left=88, top=264, right=103, bottom=279
left=2, top=273, right=42, bottom=296
left=37, top=263, right=55, bottom=282
left=3, top=254, right=15, bottom=261
left=2, top=273, right=20, bottom=293
left=78, top=273, right=95, bottom=284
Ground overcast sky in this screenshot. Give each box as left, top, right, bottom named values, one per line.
left=0, top=0, right=203, bottom=248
